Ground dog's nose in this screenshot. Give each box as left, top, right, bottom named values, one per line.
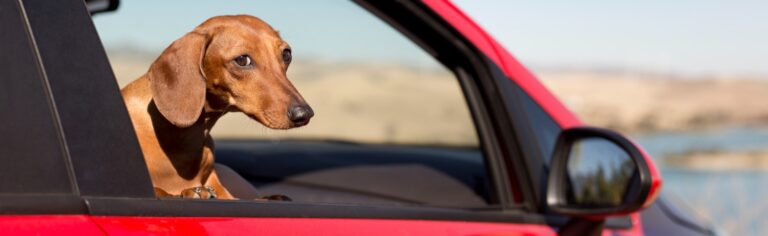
left=288, top=104, right=314, bottom=126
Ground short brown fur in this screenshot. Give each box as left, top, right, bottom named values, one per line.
left=121, top=15, right=311, bottom=199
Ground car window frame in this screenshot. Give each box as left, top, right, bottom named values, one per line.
left=353, top=0, right=534, bottom=210
left=85, top=0, right=532, bottom=215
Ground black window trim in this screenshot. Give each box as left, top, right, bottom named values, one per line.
left=18, top=0, right=155, bottom=199
left=0, top=0, right=78, bottom=196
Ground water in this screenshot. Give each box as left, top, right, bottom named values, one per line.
left=633, top=127, right=768, bottom=235
left=636, top=127, right=768, bottom=156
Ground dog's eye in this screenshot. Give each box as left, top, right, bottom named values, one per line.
left=234, top=55, right=252, bottom=67
left=282, top=49, right=292, bottom=65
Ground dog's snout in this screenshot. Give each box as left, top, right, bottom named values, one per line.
left=288, top=104, right=314, bottom=126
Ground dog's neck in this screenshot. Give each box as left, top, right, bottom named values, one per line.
left=148, top=100, right=227, bottom=180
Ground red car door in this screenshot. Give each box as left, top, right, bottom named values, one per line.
left=91, top=217, right=555, bottom=236
left=0, top=0, right=658, bottom=235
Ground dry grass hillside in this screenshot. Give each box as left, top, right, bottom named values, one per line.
left=107, top=49, right=768, bottom=145
left=109, top=51, right=479, bottom=146
left=539, top=71, right=768, bottom=133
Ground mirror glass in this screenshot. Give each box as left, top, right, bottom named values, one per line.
left=566, top=138, right=639, bottom=207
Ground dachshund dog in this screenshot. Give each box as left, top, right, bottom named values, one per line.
left=121, top=15, right=313, bottom=199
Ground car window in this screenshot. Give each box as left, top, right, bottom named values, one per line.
left=96, top=1, right=478, bottom=147
left=94, top=1, right=490, bottom=208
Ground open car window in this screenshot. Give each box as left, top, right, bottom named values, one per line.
left=94, top=1, right=492, bottom=209
left=97, top=1, right=478, bottom=147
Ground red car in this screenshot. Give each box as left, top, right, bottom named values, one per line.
left=0, top=0, right=716, bottom=235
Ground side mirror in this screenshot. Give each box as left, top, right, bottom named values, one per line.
left=547, top=127, right=662, bottom=235
left=85, top=0, right=120, bottom=15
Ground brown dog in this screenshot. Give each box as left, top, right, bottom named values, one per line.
left=121, top=15, right=313, bottom=199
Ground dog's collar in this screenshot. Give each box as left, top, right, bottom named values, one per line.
left=179, top=186, right=218, bottom=199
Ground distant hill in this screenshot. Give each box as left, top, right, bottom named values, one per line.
left=539, top=71, right=768, bottom=133
left=106, top=47, right=768, bottom=142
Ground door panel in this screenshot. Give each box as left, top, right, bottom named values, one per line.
left=92, top=217, right=556, bottom=236
left=0, top=215, right=104, bottom=235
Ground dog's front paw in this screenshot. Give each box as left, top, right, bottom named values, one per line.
left=180, top=186, right=218, bottom=199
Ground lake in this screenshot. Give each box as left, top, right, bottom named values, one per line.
left=634, top=127, right=768, bottom=235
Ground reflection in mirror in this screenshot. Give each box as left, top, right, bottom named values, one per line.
left=566, top=138, right=638, bottom=207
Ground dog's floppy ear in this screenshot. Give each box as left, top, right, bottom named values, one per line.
left=148, top=32, right=210, bottom=128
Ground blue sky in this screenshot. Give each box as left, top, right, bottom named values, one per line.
left=453, top=0, right=768, bottom=76
left=93, top=1, right=435, bottom=67
left=93, top=1, right=768, bottom=76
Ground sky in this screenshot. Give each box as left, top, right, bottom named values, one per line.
left=93, top=1, right=768, bottom=76
left=93, top=1, right=437, bottom=67
left=453, top=0, right=768, bottom=76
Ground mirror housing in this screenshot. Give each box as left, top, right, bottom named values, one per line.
left=547, top=127, right=662, bottom=219
left=85, top=0, right=119, bottom=15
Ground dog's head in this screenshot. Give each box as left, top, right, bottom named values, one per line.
left=148, top=15, right=312, bottom=129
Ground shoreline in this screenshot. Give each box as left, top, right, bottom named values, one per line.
left=663, top=150, right=768, bottom=171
